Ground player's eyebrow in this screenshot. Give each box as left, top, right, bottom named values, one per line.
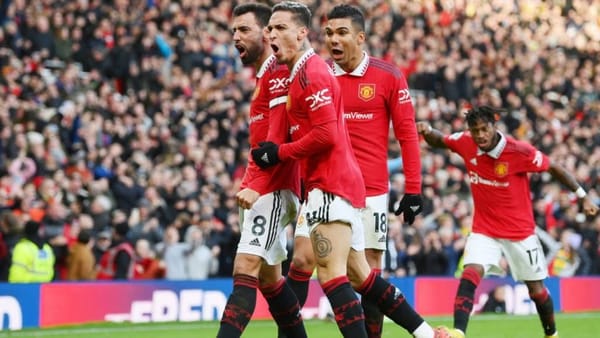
left=233, top=25, right=251, bottom=33
left=267, top=23, right=288, bottom=31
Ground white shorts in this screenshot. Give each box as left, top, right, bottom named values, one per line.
left=462, top=232, right=548, bottom=281
left=361, top=194, right=389, bottom=251
left=294, top=189, right=364, bottom=251
left=237, top=190, right=299, bottom=265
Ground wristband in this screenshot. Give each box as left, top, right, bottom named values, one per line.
left=575, top=187, right=587, bottom=199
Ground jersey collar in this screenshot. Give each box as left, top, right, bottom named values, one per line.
left=332, top=51, right=369, bottom=77
left=289, top=48, right=316, bottom=82
left=477, top=131, right=506, bottom=159
left=256, top=55, right=277, bottom=79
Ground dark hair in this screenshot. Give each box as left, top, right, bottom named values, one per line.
left=78, top=229, right=91, bottom=244
left=327, top=4, right=365, bottom=32
left=272, top=1, right=311, bottom=28
left=232, top=2, right=272, bottom=28
left=114, top=222, right=130, bottom=237
left=24, top=220, right=40, bottom=237
left=465, top=105, right=504, bottom=127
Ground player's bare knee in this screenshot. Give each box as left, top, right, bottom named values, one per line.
left=292, top=237, right=315, bottom=270
left=292, top=253, right=316, bottom=271
left=346, top=269, right=363, bottom=289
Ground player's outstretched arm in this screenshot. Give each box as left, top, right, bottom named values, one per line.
left=416, top=121, right=448, bottom=149
left=548, top=161, right=599, bottom=217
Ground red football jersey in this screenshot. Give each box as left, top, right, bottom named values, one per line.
left=444, top=131, right=550, bottom=240
left=278, top=49, right=365, bottom=208
left=331, top=54, right=422, bottom=196
left=241, top=55, right=300, bottom=197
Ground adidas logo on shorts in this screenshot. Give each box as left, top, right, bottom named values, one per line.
left=378, top=235, right=386, bottom=242
left=249, top=238, right=261, bottom=246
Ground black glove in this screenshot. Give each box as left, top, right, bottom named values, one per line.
left=251, top=141, right=280, bottom=169
left=395, top=194, right=423, bottom=225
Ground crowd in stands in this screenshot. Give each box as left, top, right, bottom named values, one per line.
left=0, top=0, right=598, bottom=282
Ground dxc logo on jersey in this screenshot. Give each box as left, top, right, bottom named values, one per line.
left=269, top=77, right=288, bottom=91
left=305, top=89, right=331, bottom=110
left=398, top=88, right=411, bottom=104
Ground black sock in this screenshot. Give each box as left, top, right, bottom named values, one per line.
left=530, top=288, right=556, bottom=335
left=217, top=274, right=258, bottom=338
left=453, top=267, right=481, bottom=333
left=358, top=270, right=423, bottom=334
left=286, top=264, right=312, bottom=307
left=361, top=269, right=384, bottom=338
left=261, top=278, right=307, bottom=338
left=279, top=264, right=312, bottom=338
left=322, top=276, right=367, bottom=338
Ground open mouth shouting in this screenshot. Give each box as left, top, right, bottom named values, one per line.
left=329, top=47, right=344, bottom=61
left=270, top=43, right=280, bottom=57
left=235, top=44, right=248, bottom=61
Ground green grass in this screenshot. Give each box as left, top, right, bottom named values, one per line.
left=2, top=313, right=599, bottom=337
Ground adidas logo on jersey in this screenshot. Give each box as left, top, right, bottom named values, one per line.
left=249, top=238, right=261, bottom=246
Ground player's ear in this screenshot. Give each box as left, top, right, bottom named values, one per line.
left=356, top=31, right=366, bottom=45
left=298, top=26, right=308, bottom=41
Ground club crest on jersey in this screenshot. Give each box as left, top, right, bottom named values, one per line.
left=297, top=214, right=306, bottom=227
left=358, top=83, right=375, bottom=102
left=494, top=162, right=509, bottom=177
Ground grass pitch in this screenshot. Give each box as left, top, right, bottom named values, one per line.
left=2, top=313, right=599, bottom=337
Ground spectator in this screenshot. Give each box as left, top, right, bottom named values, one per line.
left=66, top=229, right=96, bottom=280
left=0, top=211, right=20, bottom=281
left=41, top=201, right=69, bottom=279
left=9, top=220, right=55, bottom=283
left=184, top=225, right=218, bottom=280
left=410, top=228, right=449, bottom=276
left=92, top=230, right=111, bottom=268
left=96, top=223, right=134, bottom=280
left=133, top=238, right=164, bottom=279
left=158, top=225, right=187, bottom=280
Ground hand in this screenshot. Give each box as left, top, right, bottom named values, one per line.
left=416, top=122, right=433, bottom=135
left=582, top=196, right=599, bottom=217
left=395, top=194, right=423, bottom=225
left=251, top=141, right=280, bottom=169
left=236, top=188, right=260, bottom=209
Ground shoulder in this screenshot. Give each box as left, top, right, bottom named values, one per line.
left=368, top=57, right=403, bottom=79
left=12, top=240, right=29, bottom=252
left=447, top=130, right=473, bottom=142
left=301, top=57, right=334, bottom=86
left=504, top=137, right=537, bottom=156
left=306, top=55, right=331, bottom=74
